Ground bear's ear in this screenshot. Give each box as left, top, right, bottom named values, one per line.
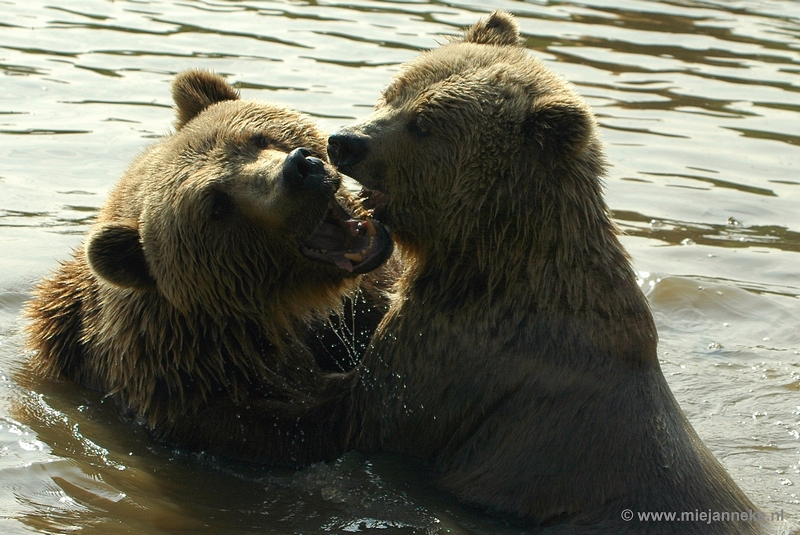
left=86, top=221, right=154, bottom=289
left=461, top=11, right=520, bottom=47
left=524, top=94, right=593, bottom=159
left=171, top=69, right=240, bottom=129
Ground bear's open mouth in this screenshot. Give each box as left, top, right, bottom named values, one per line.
left=299, top=197, right=392, bottom=274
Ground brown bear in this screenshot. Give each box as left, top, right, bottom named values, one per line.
left=24, top=69, right=394, bottom=464
left=321, top=11, right=766, bottom=534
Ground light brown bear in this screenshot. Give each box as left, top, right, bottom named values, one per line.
left=24, top=69, right=393, bottom=464
left=322, top=11, right=765, bottom=535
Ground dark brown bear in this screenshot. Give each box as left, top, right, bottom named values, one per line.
left=24, top=70, right=393, bottom=463
left=322, top=11, right=766, bottom=535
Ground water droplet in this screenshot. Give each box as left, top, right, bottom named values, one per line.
left=320, top=486, right=346, bottom=503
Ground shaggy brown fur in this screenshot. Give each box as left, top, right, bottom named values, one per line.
left=322, top=11, right=765, bottom=534
left=25, top=70, right=393, bottom=463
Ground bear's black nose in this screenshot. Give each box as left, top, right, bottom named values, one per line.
left=327, top=132, right=369, bottom=170
left=282, top=148, right=326, bottom=189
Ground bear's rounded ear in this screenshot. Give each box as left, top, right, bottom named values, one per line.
left=171, top=69, right=240, bottom=129
left=86, top=221, right=154, bottom=289
left=524, top=94, right=593, bottom=159
left=461, top=11, right=520, bottom=47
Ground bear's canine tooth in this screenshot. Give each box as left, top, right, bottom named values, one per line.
left=364, top=218, right=377, bottom=237
left=344, top=252, right=364, bottom=262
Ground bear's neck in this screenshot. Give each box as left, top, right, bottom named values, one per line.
left=394, top=197, right=658, bottom=370
left=73, top=281, right=321, bottom=427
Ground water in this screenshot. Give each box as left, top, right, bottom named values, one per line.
left=1, top=0, right=798, bottom=533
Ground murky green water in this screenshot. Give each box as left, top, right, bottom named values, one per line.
left=1, top=1, right=798, bottom=533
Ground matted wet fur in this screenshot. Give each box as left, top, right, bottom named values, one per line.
left=24, top=70, right=394, bottom=463
left=265, top=11, right=765, bottom=534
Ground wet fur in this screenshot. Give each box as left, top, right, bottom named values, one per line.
left=25, top=70, right=393, bottom=462
left=276, top=12, right=764, bottom=534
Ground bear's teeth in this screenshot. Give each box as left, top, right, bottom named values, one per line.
left=344, top=252, right=364, bottom=262
left=363, top=219, right=377, bottom=237
left=345, top=220, right=362, bottom=237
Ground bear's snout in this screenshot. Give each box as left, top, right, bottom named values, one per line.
left=327, top=132, right=369, bottom=170
left=282, top=148, right=330, bottom=190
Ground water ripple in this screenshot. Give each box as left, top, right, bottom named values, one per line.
left=1, top=0, right=798, bottom=533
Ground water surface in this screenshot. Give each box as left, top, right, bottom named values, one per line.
left=1, top=0, right=798, bottom=533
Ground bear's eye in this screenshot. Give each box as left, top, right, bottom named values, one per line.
left=209, top=190, right=235, bottom=220
left=407, top=116, right=429, bottom=138
left=252, top=134, right=271, bottom=150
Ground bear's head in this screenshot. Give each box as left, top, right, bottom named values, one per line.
left=328, top=11, right=607, bottom=269
left=86, top=70, right=393, bottom=319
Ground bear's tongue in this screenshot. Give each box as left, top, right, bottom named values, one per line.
left=300, top=200, right=392, bottom=273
